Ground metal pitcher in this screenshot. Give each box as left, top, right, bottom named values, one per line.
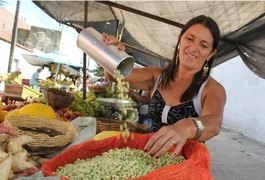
left=77, top=27, right=134, bottom=77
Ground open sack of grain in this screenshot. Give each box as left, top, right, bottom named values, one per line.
left=41, top=133, right=213, bottom=180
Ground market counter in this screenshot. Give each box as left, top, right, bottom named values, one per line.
left=4, top=84, right=42, bottom=101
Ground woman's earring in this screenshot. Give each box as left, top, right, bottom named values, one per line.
left=203, top=60, right=209, bottom=76
left=175, top=45, right=180, bottom=64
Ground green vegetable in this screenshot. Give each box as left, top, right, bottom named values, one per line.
left=55, top=147, right=185, bottom=180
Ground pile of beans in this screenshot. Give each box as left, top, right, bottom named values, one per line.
left=55, top=147, right=185, bottom=180
left=114, top=70, right=131, bottom=101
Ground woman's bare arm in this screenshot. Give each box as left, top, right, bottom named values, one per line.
left=105, top=66, right=163, bottom=91
left=196, top=78, right=227, bottom=141
left=144, top=78, right=226, bottom=158
left=129, top=90, right=151, bottom=104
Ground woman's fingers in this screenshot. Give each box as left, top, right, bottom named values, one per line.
left=172, top=141, right=185, bottom=157
left=144, top=124, right=187, bottom=158
left=102, top=32, right=118, bottom=44
left=144, top=127, right=166, bottom=151
left=102, top=32, right=125, bottom=50
left=145, top=135, right=185, bottom=158
left=144, top=127, right=171, bottom=157
left=117, top=42, right=125, bottom=51
left=152, top=139, right=176, bottom=158
left=102, top=32, right=109, bottom=42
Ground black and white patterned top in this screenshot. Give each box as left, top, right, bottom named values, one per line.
left=148, top=75, right=207, bottom=132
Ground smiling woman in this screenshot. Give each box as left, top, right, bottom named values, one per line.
left=103, top=15, right=226, bottom=158
left=179, top=24, right=216, bottom=70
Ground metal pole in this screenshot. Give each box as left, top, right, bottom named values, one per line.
left=8, top=0, right=20, bottom=73
left=82, top=1, right=88, bottom=100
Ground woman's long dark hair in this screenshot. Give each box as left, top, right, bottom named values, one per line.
left=160, top=15, right=220, bottom=102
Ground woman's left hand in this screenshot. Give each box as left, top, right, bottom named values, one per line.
left=144, top=119, right=194, bottom=158
left=102, top=32, right=125, bottom=51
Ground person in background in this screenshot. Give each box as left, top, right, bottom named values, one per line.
left=129, top=89, right=151, bottom=104
left=85, top=74, right=93, bottom=92
left=70, top=76, right=77, bottom=85
left=103, top=15, right=226, bottom=158
left=95, top=77, right=109, bottom=86
left=129, top=89, right=153, bottom=127
left=47, top=73, right=55, bottom=81
left=63, top=77, right=68, bottom=82
left=7, top=68, right=22, bottom=84
left=29, top=67, right=44, bottom=91
left=75, top=75, right=83, bottom=91
left=86, top=74, right=93, bottom=85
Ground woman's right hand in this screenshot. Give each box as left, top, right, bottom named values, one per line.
left=102, top=32, right=125, bottom=51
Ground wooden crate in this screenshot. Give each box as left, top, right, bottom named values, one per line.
left=4, top=84, right=42, bottom=100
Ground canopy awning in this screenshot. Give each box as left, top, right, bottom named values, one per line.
left=22, top=51, right=82, bottom=68
left=33, top=1, right=265, bottom=78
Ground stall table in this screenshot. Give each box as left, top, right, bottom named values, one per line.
left=3, top=84, right=42, bottom=104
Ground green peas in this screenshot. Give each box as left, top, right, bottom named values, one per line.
left=55, top=147, right=185, bottom=180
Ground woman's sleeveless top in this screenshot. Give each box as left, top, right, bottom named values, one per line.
left=148, top=75, right=207, bottom=132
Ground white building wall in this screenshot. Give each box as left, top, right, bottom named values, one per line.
left=212, top=56, right=265, bottom=144
left=0, top=40, right=50, bottom=79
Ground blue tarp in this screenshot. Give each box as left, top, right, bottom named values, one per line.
left=22, top=51, right=82, bottom=68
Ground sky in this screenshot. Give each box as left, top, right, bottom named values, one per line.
left=3, top=0, right=61, bottom=30
left=2, top=0, right=97, bottom=70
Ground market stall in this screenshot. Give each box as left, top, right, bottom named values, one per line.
left=0, top=87, right=150, bottom=179
left=3, top=84, right=42, bottom=104
left=0, top=28, right=216, bottom=180
left=0, top=111, right=211, bottom=180
left=0, top=72, right=212, bottom=180
left=22, top=51, right=83, bottom=84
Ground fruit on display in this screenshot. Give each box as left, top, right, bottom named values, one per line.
left=2, top=99, right=82, bottom=122
left=55, top=107, right=81, bottom=121
left=2, top=101, right=31, bottom=112
left=2, top=102, right=21, bottom=120
left=7, top=103, right=56, bottom=120
left=5, top=109, right=20, bottom=118
left=70, top=92, right=104, bottom=117
left=93, top=131, right=121, bottom=141
left=39, top=79, right=74, bottom=89
left=38, top=79, right=57, bottom=89
left=0, top=100, right=7, bottom=122
left=0, top=100, right=3, bottom=110
left=2, top=104, right=18, bottom=111
left=0, top=110, right=8, bottom=122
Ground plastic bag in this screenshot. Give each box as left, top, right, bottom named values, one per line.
left=68, top=117, right=97, bottom=147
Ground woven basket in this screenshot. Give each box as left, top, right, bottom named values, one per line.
left=3, top=116, right=78, bottom=155
left=96, top=118, right=151, bottom=134
left=46, top=88, right=74, bottom=108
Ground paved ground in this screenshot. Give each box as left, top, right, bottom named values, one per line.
left=207, top=128, right=265, bottom=180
